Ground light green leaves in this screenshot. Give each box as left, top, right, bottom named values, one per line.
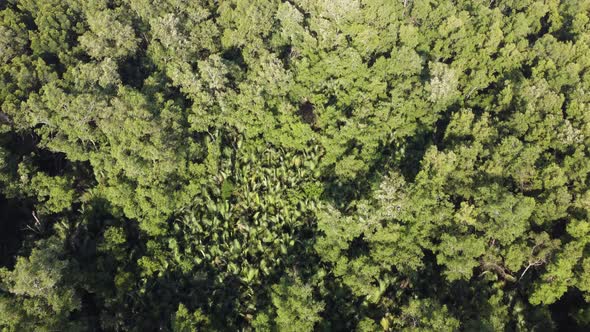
left=271, top=276, right=324, bottom=332
left=436, top=234, right=486, bottom=281
left=0, top=236, right=80, bottom=330
left=428, top=62, right=459, bottom=105
left=79, top=10, right=138, bottom=60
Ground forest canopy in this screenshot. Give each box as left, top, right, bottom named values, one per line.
left=1, top=0, right=590, bottom=330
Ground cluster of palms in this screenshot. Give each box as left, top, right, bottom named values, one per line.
left=166, top=143, right=322, bottom=317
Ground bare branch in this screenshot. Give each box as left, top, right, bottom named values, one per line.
left=32, top=211, right=41, bottom=227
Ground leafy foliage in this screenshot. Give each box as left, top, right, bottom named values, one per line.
left=1, top=0, right=590, bottom=330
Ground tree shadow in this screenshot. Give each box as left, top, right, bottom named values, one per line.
left=322, top=129, right=433, bottom=210
left=0, top=195, right=28, bottom=268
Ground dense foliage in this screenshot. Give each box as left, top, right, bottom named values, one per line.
left=1, top=0, right=590, bottom=330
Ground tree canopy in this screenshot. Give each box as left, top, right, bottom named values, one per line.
left=1, top=0, right=590, bottom=330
